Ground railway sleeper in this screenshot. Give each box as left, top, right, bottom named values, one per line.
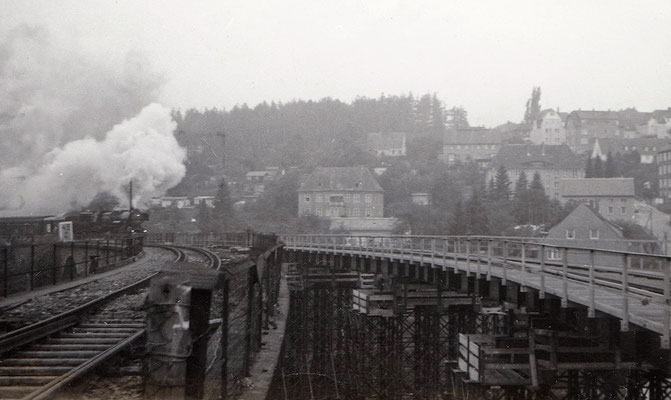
left=0, top=358, right=84, bottom=367
left=0, top=366, right=72, bottom=376
left=0, top=385, right=42, bottom=399
left=31, top=344, right=111, bottom=351
left=45, top=337, right=122, bottom=344
left=58, top=332, right=129, bottom=338
left=13, top=350, right=100, bottom=358
left=0, top=375, right=60, bottom=385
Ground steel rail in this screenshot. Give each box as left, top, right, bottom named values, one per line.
left=0, top=245, right=185, bottom=400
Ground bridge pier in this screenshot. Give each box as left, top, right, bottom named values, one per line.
left=278, top=248, right=671, bottom=400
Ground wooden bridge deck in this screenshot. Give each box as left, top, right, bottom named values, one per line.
left=287, top=244, right=671, bottom=346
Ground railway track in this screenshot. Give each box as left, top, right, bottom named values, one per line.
left=0, top=244, right=220, bottom=400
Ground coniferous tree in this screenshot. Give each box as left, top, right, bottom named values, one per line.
left=447, top=106, right=469, bottom=129
left=605, top=152, right=616, bottom=178
left=513, top=172, right=529, bottom=224
left=466, top=189, right=489, bottom=235
left=213, top=180, right=236, bottom=232
left=528, top=172, right=548, bottom=225
left=197, top=201, right=212, bottom=233
left=450, top=200, right=467, bottom=235
left=585, top=157, right=594, bottom=178
left=494, top=166, right=512, bottom=201
left=429, top=93, right=445, bottom=136
left=593, top=156, right=604, bottom=178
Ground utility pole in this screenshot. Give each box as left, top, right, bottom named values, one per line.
left=129, top=180, right=133, bottom=210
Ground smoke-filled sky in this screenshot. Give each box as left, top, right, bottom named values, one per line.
left=3, top=0, right=671, bottom=127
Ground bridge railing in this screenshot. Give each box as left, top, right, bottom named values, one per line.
left=280, top=233, right=671, bottom=347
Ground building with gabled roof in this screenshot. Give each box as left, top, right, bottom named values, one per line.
left=367, top=132, right=406, bottom=157
left=529, top=109, right=566, bottom=145
left=298, top=166, right=384, bottom=218
left=442, top=127, right=502, bottom=167
left=543, top=203, right=629, bottom=265
left=560, top=178, right=635, bottom=222
left=486, top=144, right=584, bottom=200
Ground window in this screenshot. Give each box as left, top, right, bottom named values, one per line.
left=554, top=182, right=559, bottom=188
left=353, top=194, right=360, bottom=203
left=353, top=208, right=360, bottom=216
left=548, top=249, right=561, bottom=260
left=608, top=206, right=614, bottom=214
left=621, top=207, right=626, bottom=214
left=590, top=229, right=599, bottom=239
left=566, top=229, right=575, bottom=239
left=330, top=195, right=344, bottom=203
left=365, top=194, right=372, bottom=203
left=365, top=208, right=372, bottom=217
left=325, top=208, right=330, bottom=216
left=316, top=194, right=323, bottom=202
left=305, top=195, right=311, bottom=202
left=316, top=208, right=322, bottom=216
left=344, top=194, right=351, bottom=202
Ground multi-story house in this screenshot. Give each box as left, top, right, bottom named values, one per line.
left=367, top=132, right=407, bottom=157
left=591, top=137, right=669, bottom=164
left=565, top=110, right=622, bottom=154
left=658, top=145, right=671, bottom=202
left=559, top=178, right=635, bottom=222
left=486, top=144, right=584, bottom=200
left=646, top=108, right=671, bottom=138
left=528, top=109, right=567, bottom=145
left=298, top=166, right=384, bottom=218
left=442, top=127, right=502, bottom=167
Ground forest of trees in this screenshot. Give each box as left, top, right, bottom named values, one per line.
left=168, top=92, right=467, bottom=195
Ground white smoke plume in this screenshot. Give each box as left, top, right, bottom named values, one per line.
left=0, top=25, right=186, bottom=215
left=0, top=104, right=186, bottom=215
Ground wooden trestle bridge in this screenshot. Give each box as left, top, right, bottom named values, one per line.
left=271, top=234, right=671, bottom=400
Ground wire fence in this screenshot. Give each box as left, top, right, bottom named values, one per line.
left=0, top=235, right=144, bottom=297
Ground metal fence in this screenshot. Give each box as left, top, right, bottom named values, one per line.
left=145, top=231, right=278, bottom=250
left=198, top=245, right=282, bottom=399
left=0, top=236, right=144, bottom=297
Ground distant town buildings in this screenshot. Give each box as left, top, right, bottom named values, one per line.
left=487, top=144, right=584, bottom=200
left=298, top=166, right=384, bottom=218
left=442, top=127, right=502, bottom=167
left=411, top=192, right=432, bottom=206
left=658, top=145, right=671, bottom=202
left=367, top=132, right=407, bottom=157
left=565, top=109, right=653, bottom=154
left=646, top=108, right=671, bottom=138
left=559, top=178, right=636, bottom=222
left=528, top=109, right=567, bottom=145
left=591, top=137, right=669, bottom=164
left=150, top=196, right=193, bottom=209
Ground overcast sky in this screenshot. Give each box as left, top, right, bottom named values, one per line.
left=3, top=0, right=671, bottom=127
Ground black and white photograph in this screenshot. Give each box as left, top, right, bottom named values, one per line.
left=1, top=1, right=671, bottom=399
